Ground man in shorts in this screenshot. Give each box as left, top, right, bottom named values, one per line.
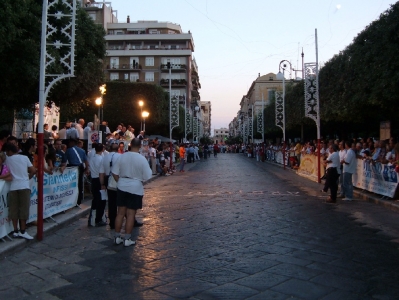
left=111, top=138, right=152, bottom=247
left=5, top=143, right=36, bottom=239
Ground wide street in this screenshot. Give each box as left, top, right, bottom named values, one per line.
left=1, top=153, right=399, bottom=299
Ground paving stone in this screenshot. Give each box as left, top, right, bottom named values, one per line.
left=234, top=271, right=290, bottom=291
left=48, top=263, right=92, bottom=276
left=154, top=278, right=217, bottom=298
left=0, top=259, right=38, bottom=278
left=194, top=267, right=247, bottom=285
left=271, top=278, right=334, bottom=300
left=265, top=263, right=322, bottom=280
left=0, top=287, right=29, bottom=299
left=195, top=283, right=258, bottom=300
left=311, top=272, right=369, bottom=293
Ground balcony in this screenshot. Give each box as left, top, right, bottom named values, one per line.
left=106, top=64, right=142, bottom=70
left=160, top=79, right=187, bottom=87
left=160, top=64, right=187, bottom=72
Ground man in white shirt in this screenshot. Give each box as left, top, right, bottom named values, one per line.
left=341, top=141, right=357, bottom=201
left=99, top=142, right=120, bottom=229
left=321, top=144, right=340, bottom=203
left=112, top=138, right=152, bottom=247
left=5, top=143, right=36, bottom=239
left=66, top=123, right=79, bottom=140
left=88, top=143, right=106, bottom=227
left=83, top=122, right=93, bottom=140
left=76, top=119, right=85, bottom=139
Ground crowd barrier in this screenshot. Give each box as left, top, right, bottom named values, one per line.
left=264, top=149, right=399, bottom=198
left=0, top=167, right=79, bottom=240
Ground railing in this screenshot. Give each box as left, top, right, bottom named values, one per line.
left=107, top=64, right=142, bottom=70
left=107, top=46, right=189, bottom=51
left=160, top=64, right=187, bottom=70
left=160, top=79, right=187, bottom=86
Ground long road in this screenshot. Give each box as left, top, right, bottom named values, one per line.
left=1, top=153, right=399, bottom=299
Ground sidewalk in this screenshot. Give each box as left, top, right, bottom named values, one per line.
left=261, top=158, right=399, bottom=213
left=0, top=158, right=199, bottom=258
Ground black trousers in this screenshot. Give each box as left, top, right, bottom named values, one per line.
left=91, top=177, right=106, bottom=223
left=107, top=189, right=117, bottom=228
left=323, top=167, right=339, bottom=200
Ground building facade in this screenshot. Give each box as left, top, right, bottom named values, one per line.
left=213, top=128, right=229, bottom=144
left=83, top=1, right=204, bottom=139
left=230, top=73, right=284, bottom=143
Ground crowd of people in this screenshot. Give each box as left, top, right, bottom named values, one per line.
left=0, top=119, right=223, bottom=245
left=225, top=137, right=399, bottom=203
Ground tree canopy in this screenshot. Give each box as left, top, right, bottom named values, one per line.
left=0, top=0, right=106, bottom=124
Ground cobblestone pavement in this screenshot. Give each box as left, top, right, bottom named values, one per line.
left=1, top=153, right=399, bottom=299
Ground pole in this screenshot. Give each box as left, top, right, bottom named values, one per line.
left=169, top=64, right=173, bottom=170
left=140, top=106, right=143, bottom=132
left=184, top=94, right=187, bottom=142
left=143, top=117, right=146, bottom=132
left=251, top=104, right=254, bottom=144
left=282, top=69, right=286, bottom=170
left=37, top=0, right=48, bottom=241
left=315, top=28, right=321, bottom=183
left=262, top=93, right=264, bottom=143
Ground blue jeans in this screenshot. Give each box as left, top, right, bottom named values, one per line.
left=342, top=172, right=353, bottom=199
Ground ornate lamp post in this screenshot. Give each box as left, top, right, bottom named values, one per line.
left=142, top=111, right=149, bottom=132
left=304, top=29, right=321, bottom=182
left=95, top=97, right=102, bottom=130
left=38, top=0, right=76, bottom=240
left=167, top=60, right=179, bottom=169
left=276, top=60, right=295, bottom=169
left=138, top=100, right=144, bottom=131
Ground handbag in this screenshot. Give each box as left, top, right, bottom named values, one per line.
left=107, top=153, right=118, bottom=190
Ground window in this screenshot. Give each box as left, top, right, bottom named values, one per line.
left=124, top=73, right=128, bottom=80
left=110, top=73, right=119, bottom=80
left=89, top=13, right=96, bottom=21
left=130, top=73, right=139, bottom=82
left=145, top=72, right=154, bottom=82
left=145, top=57, right=154, bottom=66
left=110, top=57, right=119, bottom=69
left=129, top=57, right=139, bottom=69
left=149, top=29, right=159, bottom=34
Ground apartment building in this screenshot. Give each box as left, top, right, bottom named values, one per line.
left=83, top=1, right=200, bottom=112
left=200, top=101, right=211, bottom=136
left=213, top=128, right=229, bottom=144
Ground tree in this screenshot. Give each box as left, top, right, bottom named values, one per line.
left=0, top=1, right=106, bottom=123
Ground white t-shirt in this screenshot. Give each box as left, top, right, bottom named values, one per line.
left=327, top=152, right=341, bottom=174
left=6, top=154, right=33, bottom=191
left=102, top=152, right=121, bottom=176
left=89, top=154, right=104, bottom=178
left=112, top=152, right=152, bottom=195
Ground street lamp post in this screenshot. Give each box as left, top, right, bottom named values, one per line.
left=95, top=97, right=102, bottom=131
left=138, top=100, right=144, bottom=131
left=276, top=60, right=295, bottom=170
left=142, top=111, right=149, bottom=132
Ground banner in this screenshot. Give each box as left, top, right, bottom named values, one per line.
left=352, top=160, right=399, bottom=198
left=0, top=167, right=79, bottom=239
left=297, top=154, right=325, bottom=182
left=0, top=181, right=13, bottom=240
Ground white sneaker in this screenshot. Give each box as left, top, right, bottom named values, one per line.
left=165, top=173, right=171, bottom=176
left=19, top=232, right=34, bottom=240
left=342, top=198, right=353, bottom=201
left=12, top=232, right=19, bottom=238
left=124, top=238, right=136, bottom=247
left=114, top=236, right=123, bottom=245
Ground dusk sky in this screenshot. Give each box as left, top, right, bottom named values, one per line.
left=107, top=0, right=394, bottom=133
